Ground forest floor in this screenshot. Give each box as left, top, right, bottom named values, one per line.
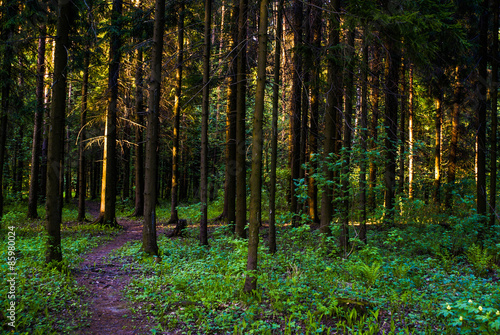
left=72, top=202, right=169, bottom=335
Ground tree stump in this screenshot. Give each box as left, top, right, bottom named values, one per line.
left=167, top=219, right=187, bottom=237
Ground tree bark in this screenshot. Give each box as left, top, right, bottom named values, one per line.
left=319, top=0, right=341, bottom=237
left=28, top=25, right=47, bottom=219
left=368, top=45, right=380, bottom=211
left=169, top=3, right=184, bottom=224
left=200, top=0, right=212, bottom=246
left=269, top=0, right=283, bottom=254
left=244, top=0, right=269, bottom=292
left=408, top=64, right=415, bottom=200
left=359, top=31, right=368, bottom=243
left=476, top=0, right=488, bottom=229
left=489, top=0, right=498, bottom=226
left=46, top=0, right=72, bottom=263
left=78, top=30, right=90, bottom=221
left=235, top=0, right=248, bottom=238
left=142, top=0, right=165, bottom=255
left=433, top=95, right=442, bottom=205
left=132, top=47, right=145, bottom=217
left=289, top=0, right=303, bottom=225
left=95, top=0, right=123, bottom=226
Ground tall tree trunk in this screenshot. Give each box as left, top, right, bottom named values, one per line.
left=142, top=0, right=165, bottom=255
left=368, top=45, right=380, bottom=211
left=408, top=64, right=415, bottom=200
left=319, top=0, right=341, bottom=237
left=0, top=1, right=17, bottom=219
left=46, top=0, right=72, bottom=263
left=359, top=31, right=369, bottom=243
left=78, top=37, right=90, bottom=221
left=269, top=0, right=283, bottom=254
left=289, top=0, right=303, bottom=225
left=398, top=62, right=406, bottom=196
left=244, top=0, right=269, bottom=292
left=95, top=0, right=123, bottom=226
left=489, top=0, right=498, bottom=226
left=340, top=28, right=355, bottom=253
left=132, top=46, right=145, bottom=217
left=383, top=31, right=399, bottom=226
left=307, top=0, right=321, bottom=224
left=169, top=3, right=184, bottom=224
left=433, top=95, right=442, bottom=205
left=200, top=0, right=212, bottom=246
left=235, top=0, right=248, bottom=238
left=476, top=0, right=488, bottom=230
left=28, top=25, right=47, bottom=219
left=223, top=0, right=239, bottom=229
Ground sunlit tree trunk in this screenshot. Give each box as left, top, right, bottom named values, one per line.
left=46, top=0, right=72, bottom=263
left=28, top=25, right=47, bottom=219
left=307, top=0, right=321, bottom=224
left=408, top=64, right=415, bottom=200
left=169, top=3, right=184, bottom=224
left=398, top=62, right=406, bottom=196
left=433, top=95, right=442, bottom=205
left=489, top=0, right=498, bottom=226
left=235, top=0, right=248, bottom=238
left=244, top=0, right=269, bottom=292
left=95, top=0, right=123, bottom=226
left=320, top=0, right=341, bottom=237
left=269, top=0, right=283, bottom=254
left=78, top=32, right=90, bottom=221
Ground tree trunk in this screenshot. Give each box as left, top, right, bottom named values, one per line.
left=289, top=0, right=303, bottom=225
left=383, top=32, right=399, bottom=226
left=408, top=64, right=415, bottom=200
left=200, top=0, right=212, bottom=246
left=28, top=25, right=47, bottom=219
left=132, top=47, right=145, bottom=217
left=223, top=0, right=239, bottom=229
left=340, top=28, right=355, bottom=253
left=78, top=37, right=90, bottom=221
left=489, top=0, right=498, bottom=226
left=368, top=45, right=380, bottom=211
left=169, top=3, right=184, bottom=224
left=476, top=0, right=488, bottom=230
left=235, top=0, right=248, bottom=238
left=398, top=62, right=406, bottom=196
left=46, top=0, right=72, bottom=263
left=95, top=0, right=122, bottom=226
left=244, top=0, right=269, bottom=293
left=142, top=0, right=165, bottom=255
left=433, top=95, right=442, bottom=205
left=307, top=0, right=321, bottom=225
left=269, top=0, right=283, bottom=254
left=359, top=31, right=368, bottom=243
left=319, top=0, right=341, bottom=237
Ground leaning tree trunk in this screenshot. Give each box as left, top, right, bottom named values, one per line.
left=169, top=3, right=184, bottom=224
left=28, top=25, right=47, bottom=219
left=46, top=0, right=72, bottom=263
left=244, top=0, right=269, bottom=293
left=200, top=0, right=212, bottom=246
left=142, top=0, right=165, bottom=255
left=95, top=0, right=123, bottom=226
left=269, top=0, right=283, bottom=254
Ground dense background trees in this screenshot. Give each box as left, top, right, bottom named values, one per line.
left=0, top=0, right=499, bottom=297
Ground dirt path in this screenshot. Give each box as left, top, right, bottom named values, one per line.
left=73, top=203, right=166, bottom=335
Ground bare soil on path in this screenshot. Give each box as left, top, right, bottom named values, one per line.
left=72, top=202, right=167, bottom=335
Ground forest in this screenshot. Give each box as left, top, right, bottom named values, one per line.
left=0, top=0, right=500, bottom=333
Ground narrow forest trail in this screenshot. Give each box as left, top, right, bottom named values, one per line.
left=73, top=202, right=167, bottom=335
